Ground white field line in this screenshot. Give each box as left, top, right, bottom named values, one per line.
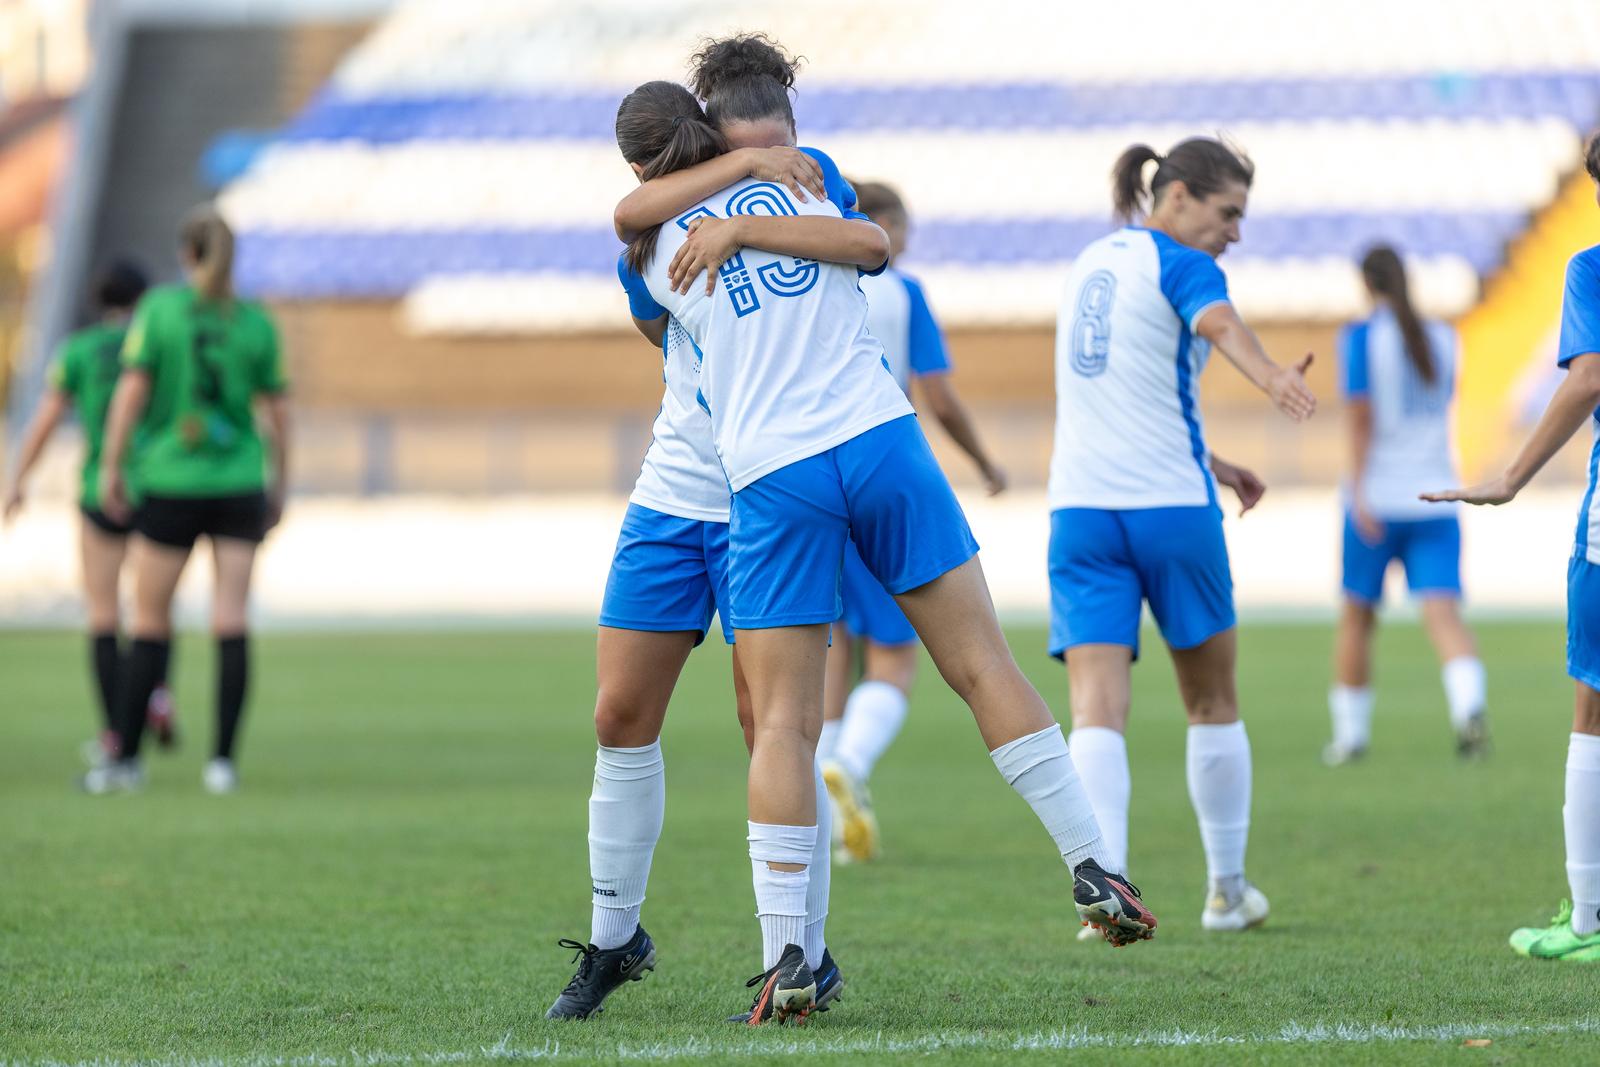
left=6, top=1018, right=1598, bottom=1067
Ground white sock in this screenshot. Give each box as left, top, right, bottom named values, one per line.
left=834, top=680, right=909, bottom=783
left=1187, top=722, right=1252, bottom=882
left=1069, top=726, right=1130, bottom=874
left=588, top=742, right=664, bottom=949
left=990, top=724, right=1105, bottom=871
left=1328, top=685, right=1373, bottom=750
left=804, top=760, right=831, bottom=969
left=1565, top=733, right=1600, bottom=936
left=1441, top=657, right=1487, bottom=731
left=817, top=719, right=842, bottom=763
left=748, top=821, right=815, bottom=969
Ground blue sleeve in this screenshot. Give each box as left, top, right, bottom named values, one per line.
left=1339, top=322, right=1370, bottom=400
left=616, top=254, right=665, bottom=321
left=798, top=146, right=886, bottom=278
left=902, top=275, right=951, bottom=375
left=1155, top=240, right=1230, bottom=330
left=1558, top=252, right=1600, bottom=368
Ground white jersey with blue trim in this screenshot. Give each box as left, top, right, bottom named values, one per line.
left=636, top=175, right=911, bottom=493
left=1339, top=308, right=1459, bottom=520
left=617, top=256, right=729, bottom=522
left=1048, top=226, right=1229, bottom=510
left=859, top=267, right=952, bottom=394
left=1559, top=245, right=1600, bottom=565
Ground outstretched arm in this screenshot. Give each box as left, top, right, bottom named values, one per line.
left=1196, top=304, right=1317, bottom=421
left=916, top=374, right=1006, bottom=495
left=667, top=215, right=889, bottom=295
left=615, top=148, right=826, bottom=241
left=3, top=388, right=70, bottom=523
left=1424, top=352, right=1600, bottom=506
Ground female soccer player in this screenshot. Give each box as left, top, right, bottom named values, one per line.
left=547, top=153, right=864, bottom=1022
left=86, top=207, right=289, bottom=796
left=4, top=260, right=176, bottom=759
left=1050, top=138, right=1316, bottom=934
left=1422, top=132, right=1600, bottom=963
left=616, top=76, right=1151, bottom=1025
left=1325, top=245, right=1486, bottom=766
left=819, top=180, right=1009, bottom=865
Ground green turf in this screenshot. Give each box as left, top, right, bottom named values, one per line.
left=1, top=622, right=1594, bottom=1066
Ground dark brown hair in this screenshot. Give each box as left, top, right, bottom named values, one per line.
left=852, top=180, right=906, bottom=221
left=180, top=207, right=235, bottom=303
left=94, top=258, right=148, bottom=311
left=688, top=33, right=801, bottom=132
left=1361, top=244, right=1435, bottom=385
left=1112, top=137, right=1255, bottom=224
left=615, top=81, right=729, bottom=274
left=1586, top=131, right=1600, bottom=184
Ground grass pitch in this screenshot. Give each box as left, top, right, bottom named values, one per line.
left=1, top=622, right=1595, bottom=1065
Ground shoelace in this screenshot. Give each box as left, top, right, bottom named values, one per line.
left=556, top=938, right=597, bottom=994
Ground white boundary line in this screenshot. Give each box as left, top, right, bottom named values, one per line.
left=7, top=1019, right=1598, bottom=1067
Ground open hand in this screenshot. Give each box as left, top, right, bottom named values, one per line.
left=1351, top=499, right=1384, bottom=543
left=1421, top=474, right=1516, bottom=507
left=668, top=216, right=745, bottom=295
left=99, top=469, right=131, bottom=524
left=1268, top=352, right=1317, bottom=422
left=981, top=463, right=1008, bottom=497
left=743, top=147, right=826, bottom=205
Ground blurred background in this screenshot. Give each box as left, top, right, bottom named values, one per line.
left=3, top=0, right=1599, bottom=625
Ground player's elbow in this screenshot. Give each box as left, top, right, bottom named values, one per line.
left=613, top=203, right=644, bottom=243
left=1570, top=356, right=1600, bottom=404
left=856, top=223, right=890, bottom=269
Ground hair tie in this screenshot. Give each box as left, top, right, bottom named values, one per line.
left=671, top=115, right=684, bottom=130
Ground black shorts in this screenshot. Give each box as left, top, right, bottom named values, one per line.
left=134, top=492, right=268, bottom=550
left=81, top=505, right=134, bottom=537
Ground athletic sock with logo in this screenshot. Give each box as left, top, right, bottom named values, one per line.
left=1187, top=721, right=1252, bottom=883
left=748, top=821, right=815, bottom=970
left=834, top=679, right=908, bottom=783
left=804, top=760, right=830, bottom=970
left=1328, top=685, right=1373, bottom=751
left=1564, top=732, right=1600, bottom=936
left=588, top=741, right=665, bottom=949
left=990, top=724, right=1106, bottom=871
left=1069, top=725, right=1131, bottom=874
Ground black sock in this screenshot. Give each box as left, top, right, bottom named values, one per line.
left=116, top=638, right=170, bottom=761
left=216, top=635, right=248, bottom=761
left=89, top=632, right=120, bottom=732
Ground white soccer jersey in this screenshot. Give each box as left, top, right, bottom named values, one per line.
left=1048, top=227, right=1230, bottom=510
left=1559, top=246, right=1600, bottom=565
left=1339, top=309, right=1459, bottom=520
left=636, top=178, right=911, bottom=493
left=628, top=315, right=730, bottom=522
left=859, top=267, right=952, bottom=395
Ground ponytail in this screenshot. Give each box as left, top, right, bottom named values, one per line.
left=180, top=206, right=235, bottom=304
left=1361, top=245, right=1434, bottom=384
left=1111, top=144, right=1163, bottom=223
left=1110, top=137, right=1255, bottom=224
left=615, top=81, right=729, bottom=275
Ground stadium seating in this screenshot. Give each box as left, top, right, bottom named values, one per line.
left=217, top=0, right=1600, bottom=329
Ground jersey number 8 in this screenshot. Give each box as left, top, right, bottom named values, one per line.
left=1070, top=270, right=1116, bottom=378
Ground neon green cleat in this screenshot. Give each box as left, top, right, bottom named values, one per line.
left=1509, top=901, right=1600, bottom=961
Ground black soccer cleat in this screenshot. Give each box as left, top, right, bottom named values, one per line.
left=1073, top=858, right=1157, bottom=947
left=727, top=942, right=815, bottom=1026
left=812, top=948, right=844, bottom=1013
left=544, top=926, right=656, bottom=1020
left=1456, top=711, right=1491, bottom=760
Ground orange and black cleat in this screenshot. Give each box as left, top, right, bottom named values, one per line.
left=728, top=943, right=815, bottom=1025
left=1073, top=858, right=1158, bottom=946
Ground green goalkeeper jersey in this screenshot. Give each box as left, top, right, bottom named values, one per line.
left=121, top=285, right=286, bottom=498
left=47, top=322, right=129, bottom=510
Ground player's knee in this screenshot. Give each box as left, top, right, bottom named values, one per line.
left=1185, top=694, right=1239, bottom=725
left=865, top=646, right=918, bottom=694
left=593, top=692, right=659, bottom=748
left=1575, top=686, right=1600, bottom=735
